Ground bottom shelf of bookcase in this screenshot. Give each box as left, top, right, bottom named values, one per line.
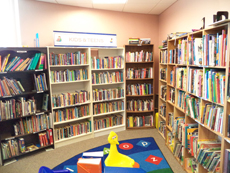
left=94, top=124, right=125, bottom=137
left=126, top=126, right=155, bottom=130
left=158, top=131, right=165, bottom=139
left=2, top=144, right=54, bottom=166
left=54, top=132, right=93, bottom=148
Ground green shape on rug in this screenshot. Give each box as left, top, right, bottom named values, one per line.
left=147, top=168, right=174, bottom=173
left=103, top=147, right=110, bottom=155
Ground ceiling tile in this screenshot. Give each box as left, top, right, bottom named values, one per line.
left=123, top=3, right=156, bottom=14
left=149, top=2, right=173, bottom=14
left=127, top=0, right=161, bottom=4
left=159, top=0, right=177, bottom=3
left=93, top=4, right=125, bottom=11
left=36, top=0, right=57, bottom=3
left=56, top=0, right=93, bottom=8
left=56, top=0, right=92, bottom=3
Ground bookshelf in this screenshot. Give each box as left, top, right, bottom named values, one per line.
left=0, top=47, right=54, bottom=166
left=91, top=48, right=126, bottom=137
left=158, top=23, right=230, bottom=173
left=47, top=47, right=93, bottom=148
left=125, top=44, right=155, bottom=129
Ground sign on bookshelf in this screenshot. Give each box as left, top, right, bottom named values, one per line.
left=53, top=31, right=117, bottom=48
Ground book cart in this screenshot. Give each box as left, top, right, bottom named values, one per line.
left=0, top=47, right=54, bottom=166
left=125, top=44, right=155, bottom=129
left=158, top=22, right=230, bottom=173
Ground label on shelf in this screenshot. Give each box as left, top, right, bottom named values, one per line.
left=37, top=91, right=44, bottom=93
left=3, top=96, right=12, bottom=98
left=36, top=112, right=44, bottom=115
left=5, top=137, right=15, bottom=140
left=0, top=72, right=7, bottom=74
left=35, top=69, right=43, bottom=71
left=16, top=50, right=27, bottom=53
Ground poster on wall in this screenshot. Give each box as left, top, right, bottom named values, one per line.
left=53, top=31, right=117, bottom=48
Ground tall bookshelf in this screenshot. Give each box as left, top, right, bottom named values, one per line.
left=158, top=22, right=230, bottom=173
left=91, top=48, right=126, bottom=137
left=47, top=47, right=93, bottom=148
left=125, top=44, right=155, bottom=129
left=158, top=47, right=167, bottom=139
left=0, top=47, right=54, bottom=166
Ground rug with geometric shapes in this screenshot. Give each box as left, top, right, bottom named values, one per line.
left=52, top=137, right=173, bottom=173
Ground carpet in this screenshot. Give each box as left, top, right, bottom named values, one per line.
left=53, top=137, right=173, bottom=173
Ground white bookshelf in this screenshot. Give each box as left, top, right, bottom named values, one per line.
left=90, top=48, right=126, bottom=137
left=47, top=47, right=126, bottom=148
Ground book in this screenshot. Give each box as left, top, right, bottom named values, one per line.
left=42, top=94, right=49, bottom=111
left=77, top=158, right=102, bottom=173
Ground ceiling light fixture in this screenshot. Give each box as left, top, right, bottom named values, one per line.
left=93, top=0, right=127, bottom=4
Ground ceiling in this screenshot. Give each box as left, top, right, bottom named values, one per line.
left=36, top=0, right=177, bottom=15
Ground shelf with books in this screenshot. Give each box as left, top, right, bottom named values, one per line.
left=0, top=47, right=54, bottom=165
left=127, top=126, right=154, bottom=130
left=55, top=132, right=93, bottom=144
left=93, top=110, right=125, bottom=118
left=158, top=22, right=230, bottom=173
left=90, top=48, right=126, bottom=136
left=47, top=47, right=93, bottom=149
left=159, top=114, right=166, bottom=121
left=53, top=115, right=91, bottom=126
left=125, top=44, right=154, bottom=130
left=166, top=125, right=172, bottom=132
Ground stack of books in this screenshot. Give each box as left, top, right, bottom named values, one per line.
left=49, top=52, right=87, bottom=65
left=52, top=90, right=90, bottom=108
left=0, top=77, right=25, bottom=96
left=127, top=99, right=154, bottom=111
left=92, top=88, right=124, bottom=101
left=93, top=101, right=124, bottom=115
left=92, top=71, right=123, bottom=84
left=91, top=56, right=123, bottom=69
left=53, top=105, right=90, bottom=122
left=50, top=69, right=88, bottom=83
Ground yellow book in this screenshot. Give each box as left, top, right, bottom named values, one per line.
left=129, top=116, right=133, bottom=127
left=2, top=54, right=10, bottom=72
left=18, top=58, right=31, bottom=71
left=208, top=72, right=212, bottom=101
left=15, top=58, right=30, bottom=71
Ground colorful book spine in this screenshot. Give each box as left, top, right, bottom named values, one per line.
left=93, top=101, right=124, bottom=115
left=94, top=114, right=123, bottom=130
left=91, top=56, right=123, bottom=69
left=126, top=67, right=153, bottom=79
left=93, top=88, right=124, bottom=101
left=127, top=115, right=153, bottom=127
left=92, top=71, right=123, bottom=84
left=127, top=83, right=152, bottom=96
left=127, top=99, right=154, bottom=111
left=126, top=50, right=153, bottom=62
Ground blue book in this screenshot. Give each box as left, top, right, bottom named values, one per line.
left=26, top=57, right=34, bottom=71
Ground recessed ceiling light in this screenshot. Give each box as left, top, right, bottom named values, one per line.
left=93, top=0, right=127, bottom=4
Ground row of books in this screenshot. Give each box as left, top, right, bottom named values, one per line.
left=125, top=51, right=153, bottom=62
left=92, top=71, right=123, bottom=85
left=204, top=69, right=225, bottom=104
left=160, top=50, right=167, bottom=64
left=1, top=130, right=53, bottom=160
left=49, top=52, right=87, bottom=65
left=172, top=117, right=184, bottom=141
left=53, top=105, right=90, bottom=123
left=170, top=66, right=176, bottom=86
left=168, top=112, right=174, bottom=127
left=176, top=67, right=187, bottom=90
left=127, top=99, right=154, bottom=111
left=0, top=77, right=25, bottom=97
left=177, top=91, right=186, bottom=110
left=38, top=129, right=54, bottom=147
left=54, top=121, right=91, bottom=141
left=169, top=49, right=177, bottom=64
left=188, top=68, right=203, bottom=97
left=196, top=139, right=221, bottom=172
left=52, top=90, right=90, bottom=108
left=13, top=114, right=53, bottom=136
left=0, top=53, right=47, bottom=72
left=92, top=88, right=124, bottom=102
left=93, top=101, right=124, bottom=115
left=173, top=141, right=184, bottom=164
left=94, top=114, right=123, bottom=131
left=126, top=83, right=152, bottom=96
left=0, top=97, right=37, bottom=121
left=160, top=85, right=166, bottom=100
left=34, top=73, right=48, bottom=92
left=188, top=38, right=202, bottom=66
left=91, top=56, right=123, bottom=69
left=50, top=69, right=88, bottom=83
left=203, top=31, right=227, bottom=67
left=127, top=115, right=154, bottom=127
left=158, top=121, right=166, bottom=137
left=159, top=103, right=166, bottom=118
left=169, top=88, right=175, bottom=104
left=160, top=68, right=167, bottom=81
left=126, top=67, right=153, bottom=79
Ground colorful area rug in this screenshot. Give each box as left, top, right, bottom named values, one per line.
left=53, top=137, right=173, bottom=173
